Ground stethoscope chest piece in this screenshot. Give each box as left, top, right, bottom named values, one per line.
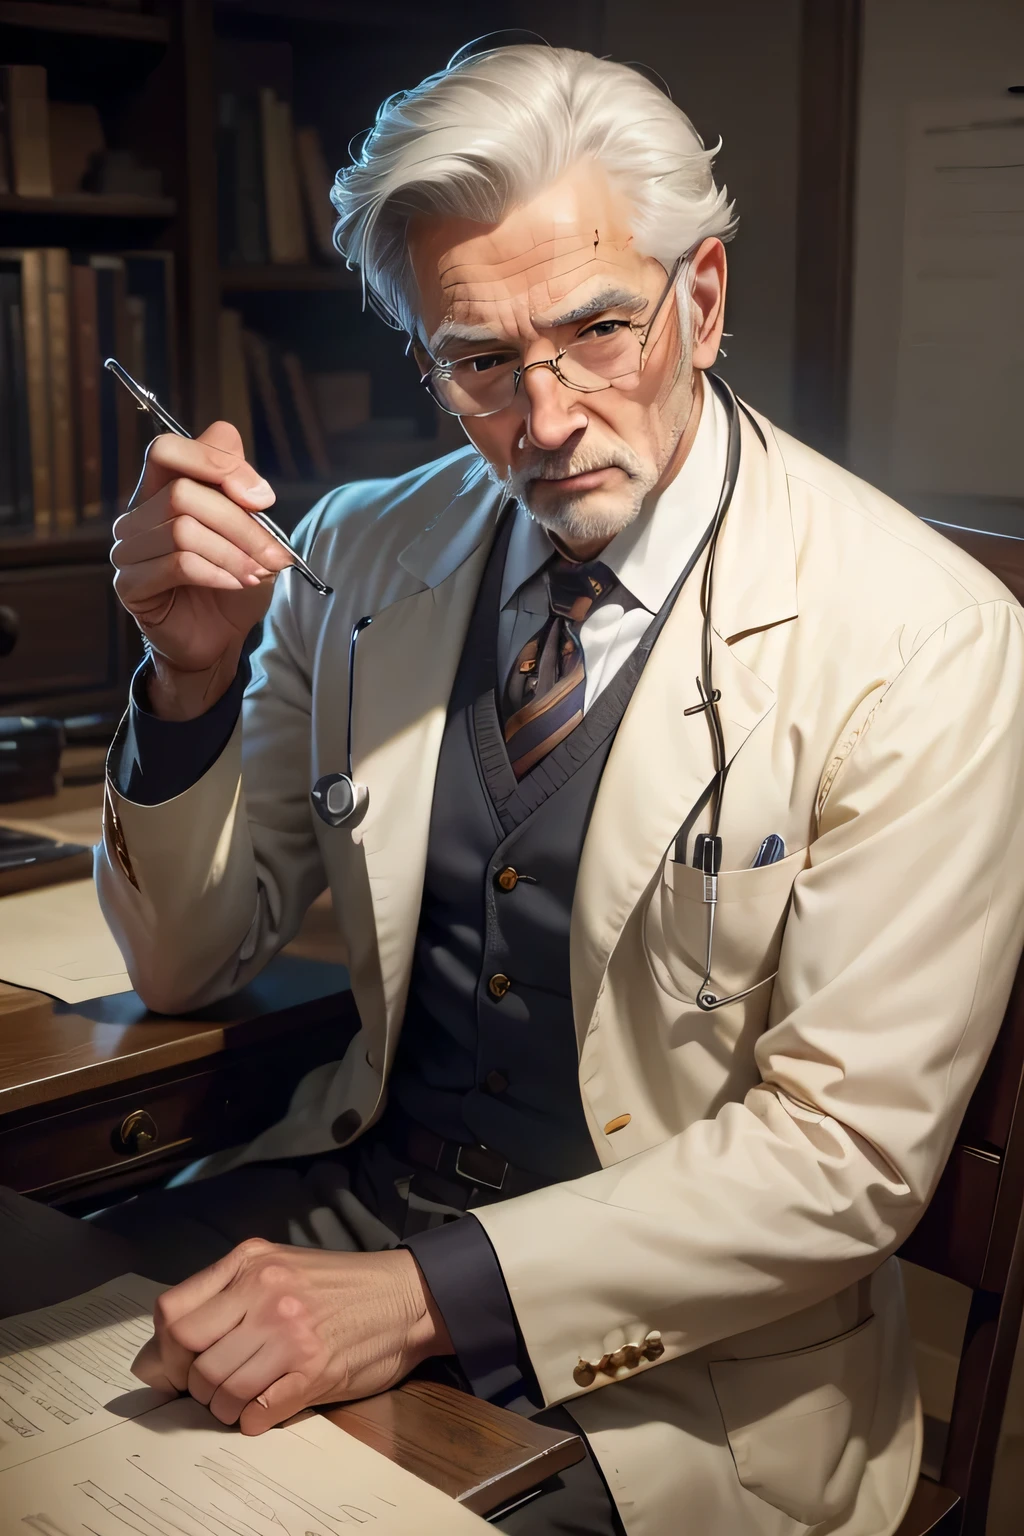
left=311, top=772, right=368, bottom=828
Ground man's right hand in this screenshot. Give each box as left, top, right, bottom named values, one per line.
left=111, top=421, right=295, bottom=721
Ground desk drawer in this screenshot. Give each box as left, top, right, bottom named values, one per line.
left=0, top=1027, right=343, bottom=1197
left=0, top=564, right=119, bottom=699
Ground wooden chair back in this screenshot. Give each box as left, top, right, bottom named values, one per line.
left=895, top=521, right=1024, bottom=1535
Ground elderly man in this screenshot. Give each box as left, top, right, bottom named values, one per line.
left=7, top=40, right=1024, bottom=1536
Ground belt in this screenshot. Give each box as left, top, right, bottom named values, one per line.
left=382, top=1114, right=550, bottom=1206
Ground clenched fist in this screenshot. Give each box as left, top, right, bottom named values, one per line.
left=131, top=1239, right=453, bottom=1434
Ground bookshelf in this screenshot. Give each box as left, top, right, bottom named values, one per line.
left=0, top=3, right=170, bottom=42
left=0, top=0, right=604, bottom=721
left=0, top=191, right=176, bottom=216
left=220, top=264, right=360, bottom=292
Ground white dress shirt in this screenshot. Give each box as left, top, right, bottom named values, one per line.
left=497, top=374, right=729, bottom=711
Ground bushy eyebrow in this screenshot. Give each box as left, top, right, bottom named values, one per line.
left=428, top=285, right=648, bottom=357
left=535, top=286, right=648, bottom=328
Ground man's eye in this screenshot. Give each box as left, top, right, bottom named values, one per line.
left=579, top=320, right=630, bottom=342
left=470, top=353, right=515, bottom=374
left=449, top=352, right=514, bottom=376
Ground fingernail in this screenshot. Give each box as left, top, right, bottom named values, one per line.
left=244, top=478, right=275, bottom=505
left=244, top=573, right=262, bottom=586
left=256, top=1394, right=269, bottom=1408
left=253, top=565, right=272, bottom=578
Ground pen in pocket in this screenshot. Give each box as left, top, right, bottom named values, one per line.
left=751, top=833, right=785, bottom=868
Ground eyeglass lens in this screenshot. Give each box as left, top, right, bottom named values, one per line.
left=429, top=327, right=646, bottom=416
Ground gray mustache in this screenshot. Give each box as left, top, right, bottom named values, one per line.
left=522, top=456, right=637, bottom=481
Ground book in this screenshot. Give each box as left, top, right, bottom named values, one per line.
left=91, top=254, right=138, bottom=514
left=123, top=249, right=178, bottom=411
left=242, top=326, right=298, bottom=477
left=69, top=261, right=103, bottom=520
left=0, top=268, right=14, bottom=526
left=48, top=100, right=105, bottom=195
left=218, top=307, right=255, bottom=462
left=217, top=91, right=241, bottom=265
left=7, top=248, right=54, bottom=531
left=233, top=92, right=269, bottom=264
left=0, top=1276, right=488, bottom=1535
left=294, top=124, right=338, bottom=262
left=260, top=88, right=308, bottom=264
left=281, top=350, right=332, bottom=476
left=0, top=85, right=10, bottom=194
left=0, top=65, right=51, bottom=197
left=43, top=247, right=76, bottom=532
left=6, top=276, right=34, bottom=525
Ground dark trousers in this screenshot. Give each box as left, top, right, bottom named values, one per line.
left=0, top=1173, right=625, bottom=1536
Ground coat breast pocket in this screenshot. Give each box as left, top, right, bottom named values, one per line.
left=643, top=845, right=809, bottom=1006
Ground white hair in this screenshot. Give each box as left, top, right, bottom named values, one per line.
left=330, top=43, right=737, bottom=336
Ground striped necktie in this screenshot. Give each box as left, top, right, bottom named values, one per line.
left=502, top=557, right=619, bottom=780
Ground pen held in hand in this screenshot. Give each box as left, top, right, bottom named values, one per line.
left=103, top=357, right=333, bottom=597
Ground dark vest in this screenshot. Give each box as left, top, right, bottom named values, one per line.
left=388, top=510, right=669, bottom=1183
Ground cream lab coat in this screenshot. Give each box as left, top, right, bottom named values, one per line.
left=97, top=402, right=1024, bottom=1536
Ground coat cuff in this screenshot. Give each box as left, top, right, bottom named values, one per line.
left=404, top=1215, right=542, bottom=1413
left=111, top=657, right=251, bottom=806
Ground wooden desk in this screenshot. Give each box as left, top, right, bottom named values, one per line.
left=326, top=1381, right=585, bottom=1517
left=0, top=782, right=355, bottom=1203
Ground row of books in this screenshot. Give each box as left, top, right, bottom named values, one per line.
left=0, top=65, right=163, bottom=200
left=219, top=312, right=379, bottom=482
left=217, top=91, right=337, bottom=267
left=0, top=248, right=176, bottom=532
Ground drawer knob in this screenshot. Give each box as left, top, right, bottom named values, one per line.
left=0, top=606, right=18, bottom=658
left=116, top=1109, right=158, bottom=1155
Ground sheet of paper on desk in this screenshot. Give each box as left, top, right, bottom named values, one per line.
left=0, top=1275, right=170, bottom=1472
left=0, top=1382, right=489, bottom=1535
left=0, top=879, right=132, bottom=1003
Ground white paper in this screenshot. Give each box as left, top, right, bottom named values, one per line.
left=0, top=1276, right=170, bottom=1472
left=0, top=880, right=132, bottom=1003
left=892, top=98, right=1024, bottom=498
left=0, top=1392, right=488, bottom=1535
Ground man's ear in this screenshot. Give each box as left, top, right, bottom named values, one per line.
left=688, top=238, right=728, bottom=370
left=410, top=336, right=432, bottom=378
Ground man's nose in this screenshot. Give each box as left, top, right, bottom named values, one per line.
left=519, top=362, right=588, bottom=452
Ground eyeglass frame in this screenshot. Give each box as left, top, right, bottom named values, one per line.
left=414, top=253, right=689, bottom=419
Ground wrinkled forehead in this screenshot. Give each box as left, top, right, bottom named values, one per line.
left=408, top=163, right=658, bottom=343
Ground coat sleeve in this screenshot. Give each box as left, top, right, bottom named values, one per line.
left=472, top=597, right=1024, bottom=1407
left=95, top=517, right=328, bottom=1016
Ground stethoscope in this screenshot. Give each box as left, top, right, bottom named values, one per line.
left=310, top=615, right=373, bottom=827
left=311, top=374, right=776, bottom=1013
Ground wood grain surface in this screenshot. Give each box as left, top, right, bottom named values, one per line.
left=323, top=1380, right=585, bottom=1517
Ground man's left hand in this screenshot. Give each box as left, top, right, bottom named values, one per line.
left=131, top=1238, right=454, bottom=1433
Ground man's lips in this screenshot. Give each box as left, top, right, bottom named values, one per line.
left=528, top=466, right=625, bottom=493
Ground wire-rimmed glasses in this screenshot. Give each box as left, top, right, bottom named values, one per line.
left=417, top=255, right=686, bottom=418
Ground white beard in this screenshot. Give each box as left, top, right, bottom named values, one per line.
left=487, top=444, right=659, bottom=543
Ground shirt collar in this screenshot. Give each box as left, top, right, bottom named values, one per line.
left=499, top=370, right=728, bottom=616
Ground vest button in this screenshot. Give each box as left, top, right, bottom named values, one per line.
left=495, top=866, right=519, bottom=891
left=483, top=1069, right=509, bottom=1095
left=487, top=972, right=511, bottom=999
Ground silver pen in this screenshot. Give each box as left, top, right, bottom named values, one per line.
left=104, top=356, right=333, bottom=596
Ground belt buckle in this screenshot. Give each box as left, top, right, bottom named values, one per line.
left=454, top=1143, right=507, bottom=1192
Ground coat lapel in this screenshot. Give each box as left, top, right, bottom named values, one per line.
left=570, top=405, right=797, bottom=1042
left=348, top=472, right=503, bottom=1062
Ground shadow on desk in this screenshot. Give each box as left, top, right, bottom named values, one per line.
left=0, top=955, right=357, bottom=1207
